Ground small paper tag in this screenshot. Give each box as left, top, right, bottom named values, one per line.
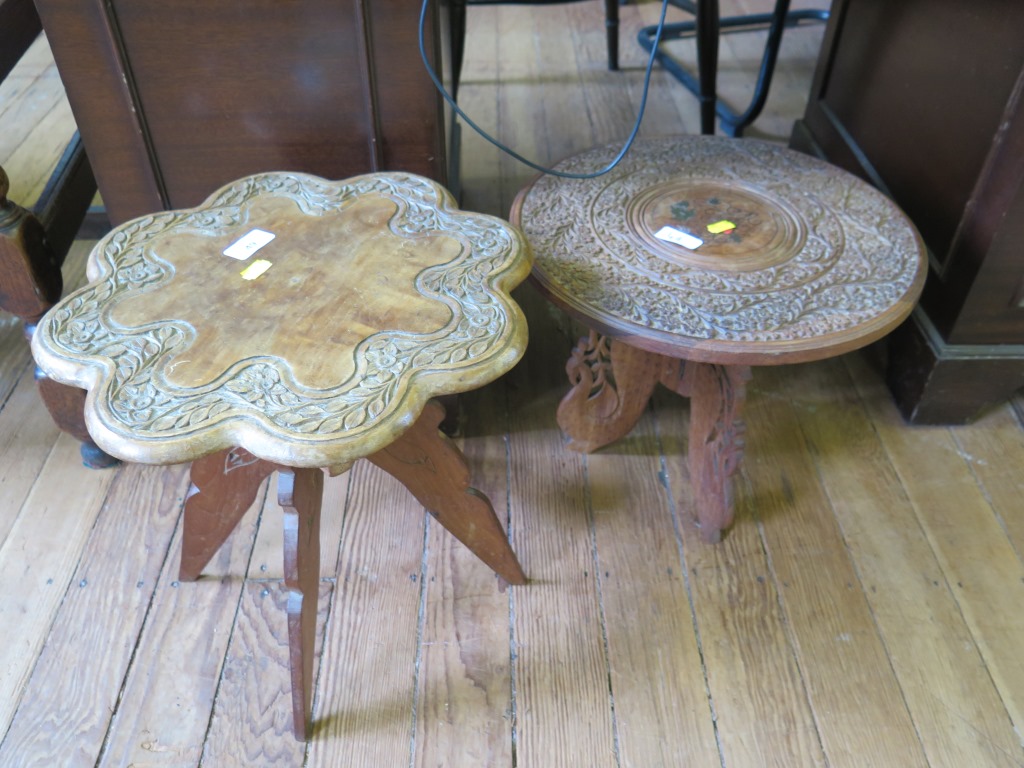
left=706, top=220, right=736, bottom=234
left=224, top=229, right=275, bottom=260
left=654, top=225, right=703, bottom=250
left=240, top=259, right=272, bottom=280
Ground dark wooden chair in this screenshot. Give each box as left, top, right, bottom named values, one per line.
left=0, top=0, right=115, bottom=467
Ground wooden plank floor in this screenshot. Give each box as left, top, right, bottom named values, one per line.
left=2, top=3, right=1024, bottom=766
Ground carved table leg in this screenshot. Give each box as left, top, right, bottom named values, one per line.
left=369, top=399, right=526, bottom=586
left=279, top=466, right=324, bottom=742
left=179, top=447, right=276, bottom=581
left=556, top=330, right=676, bottom=453
left=180, top=449, right=324, bottom=740
left=687, top=363, right=751, bottom=542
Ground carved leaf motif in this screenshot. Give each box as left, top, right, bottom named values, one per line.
left=342, top=409, right=367, bottom=431
left=522, top=137, right=923, bottom=344
left=37, top=172, right=526, bottom=447
left=366, top=397, right=386, bottom=420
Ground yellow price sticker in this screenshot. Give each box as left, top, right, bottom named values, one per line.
left=706, top=220, right=736, bottom=234
left=240, top=259, right=272, bottom=280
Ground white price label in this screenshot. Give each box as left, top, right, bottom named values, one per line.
left=223, top=229, right=276, bottom=260
left=654, top=225, right=703, bottom=250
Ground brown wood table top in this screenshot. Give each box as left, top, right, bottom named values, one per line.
left=510, top=136, right=927, bottom=365
left=32, top=171, right=532, bottom=468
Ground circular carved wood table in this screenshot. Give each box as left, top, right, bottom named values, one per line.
left=31, top=171, right=532, bottom=740
left=511, top=136, right=927, bottom=543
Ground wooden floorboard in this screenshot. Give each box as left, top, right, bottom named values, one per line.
left=3, top=4, right=1024, bottom=767
left=588, top=404, right=722, bottom=767
left=0, top=434, right=117, bottom=738
left=949, top=403, right=1024, bottom=569
left=743, top=365, right=929, bottom=767
left=656, top=388, right=826, bottom=768
left=846, top=353, right=1024, bottom=750
left=306, top=461, right=425, bottom=767
left=0, top=370, right=60, bottom=548
left=412, top=386, right=515, bottom=768
left=100, top=488, right=265, bottom=767
left=505, top=287, right=618, bottom=768
left=0, top=464, right=190, bottom=768
left=786, top=356, right=1022, bottom=768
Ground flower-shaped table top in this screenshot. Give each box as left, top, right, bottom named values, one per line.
left=32, top=172, right=531, bottom=468
left=511, top=136, right=927, bottom=365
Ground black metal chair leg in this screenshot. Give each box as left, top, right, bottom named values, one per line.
left=638, top=0, right=828, bottom=136
left=604, top=0, right=620, bottom=70
left=695, top=0, right=720, bottom=135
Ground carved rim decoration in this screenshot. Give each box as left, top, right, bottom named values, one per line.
left=32, top=171, right=532, bottom=468
left=511, top=136, right=928, bottom=365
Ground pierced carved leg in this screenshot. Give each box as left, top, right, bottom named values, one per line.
left=556, top=330, right=676, bottom=453
left=687, top=363, right=751, bottom=543
left=179, top=447, right=276, bottom=581
left=279, top=466, right=324, bottom=742
left=369, top=399, right=526, bottom=586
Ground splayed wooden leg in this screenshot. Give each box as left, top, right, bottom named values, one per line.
left=556, top=330, right=677, bottom=453
left=369, top=399, right=526, bottom=586
left=687, top=363, right=751, bottom=542
left=279, top=466, right=324, bottom=741
left=179, top=447, right=275, bottom=581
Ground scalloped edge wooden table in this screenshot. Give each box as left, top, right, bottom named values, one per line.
left=32, top=170, right=532, bottom=740
left=511, top=136, right=927, bottom=542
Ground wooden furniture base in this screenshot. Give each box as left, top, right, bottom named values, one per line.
left=180, top=401, right=523, bottom=739
left=558, top=330, right=749, bottom=542
left=32, top=170, right=532, bottom=739
left=1, top=155, right=117, bottom=469
left=884, top=308, right=1024, bottom=424
left=512, top=136, right=927, bottom=540
left=790, top=0, right=1024, bottom=423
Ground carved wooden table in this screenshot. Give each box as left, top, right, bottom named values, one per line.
left=511, top=136, right=927, bottom=542
left=31, top=171, right=532, bottom=740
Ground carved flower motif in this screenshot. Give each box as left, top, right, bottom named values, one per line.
left=67, top=318, right=100, bottom=345
left=522, top=136, right=924, bottom=346
left=363, top=343, right=405, bottom=379
left=34, top=172, right=529, bottom=458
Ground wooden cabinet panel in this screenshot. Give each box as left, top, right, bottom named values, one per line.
left=792, top=0, right=1024, bottom=422
left=34, top=0, right=452, bottom=225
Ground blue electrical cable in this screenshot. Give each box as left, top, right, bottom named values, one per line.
left=418, top=0, right=672, bottom=179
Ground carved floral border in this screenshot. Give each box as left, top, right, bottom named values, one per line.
left=39, top=172, right=526, bottom=441
left=522, top=137, right=923, bottom=343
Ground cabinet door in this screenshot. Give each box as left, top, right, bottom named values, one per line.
left=792, top=0, right=1024, bottom=345
left=35, top=0, right=452, bottom=224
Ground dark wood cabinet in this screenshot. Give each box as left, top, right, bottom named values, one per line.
left=791, top=0, right=1024, bottom=423
left=34, top=0, right=457, bottom=226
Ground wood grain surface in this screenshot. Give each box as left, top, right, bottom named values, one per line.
left=31, top=172, right=532, bottom=469
left=4, top=3, right=1024, bottom=766
left=512, top=136, right=928, bottom=365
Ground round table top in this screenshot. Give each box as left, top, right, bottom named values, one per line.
left=510, top=136, right=927, bottom=365
left=32, top=171, right=531, bottom=468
